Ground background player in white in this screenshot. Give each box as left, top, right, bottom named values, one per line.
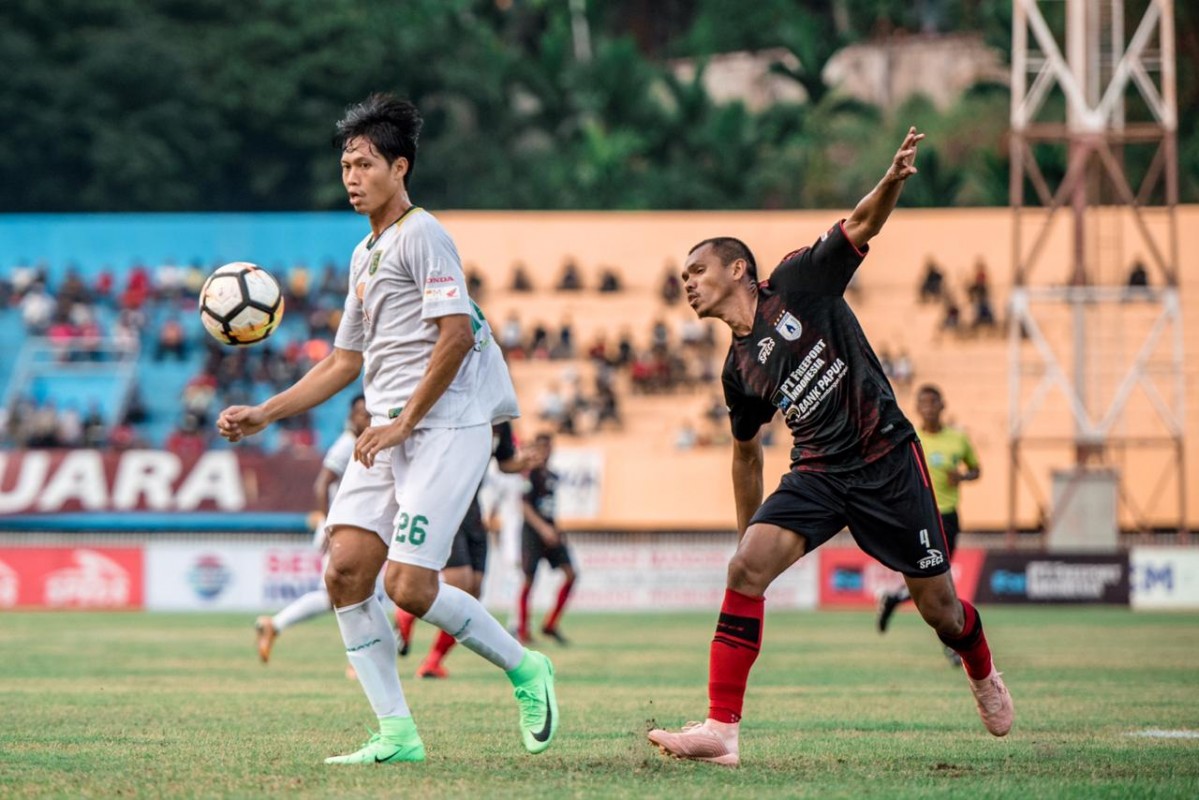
left=217, top=93, right=558, bottom=765
left=254, top=395, right=372, bottom=664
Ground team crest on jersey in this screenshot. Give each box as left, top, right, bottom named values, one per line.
left=756, top=337, right=775, bottom=364
left=774, top=311, right=802, bottom=341
left=369, top=250, right=383, bottom=276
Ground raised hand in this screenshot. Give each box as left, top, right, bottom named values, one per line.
left=887, top=126, right=925, bottom=182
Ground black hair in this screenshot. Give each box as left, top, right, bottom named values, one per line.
left=350, top=394, right=366, bottom=408
left=916, top=384, right=942, bottom=400
left=688, top=236, right=758, bottom=283
left=334, top=93, right=423, bottom=187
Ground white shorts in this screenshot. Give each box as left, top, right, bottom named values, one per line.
left=325, top=424, right=492, bottom=571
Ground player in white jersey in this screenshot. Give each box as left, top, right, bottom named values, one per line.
left=216, top=93, right=557, bottom=765
left=254, top=395, right=370, bottom=664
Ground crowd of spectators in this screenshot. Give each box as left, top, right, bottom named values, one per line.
left=505, top=259, right=625, bottom=295
left=1, top=258, right=350, bottom=453
left=918, top=256, right=999, bottom=338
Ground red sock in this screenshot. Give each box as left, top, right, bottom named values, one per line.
left=542, top=577, right=575, bottom=632
left=429, top=630, right=456, bottom=662
left=396, top=608, right=416, bottom=644
left=938, top=600, right=993, bottom=680
left=708, top=589, right=765, bottom=724
left=518, top=583, right=532, bottom=638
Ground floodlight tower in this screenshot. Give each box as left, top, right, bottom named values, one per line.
left=1008, top=0, right=1185, bottom=545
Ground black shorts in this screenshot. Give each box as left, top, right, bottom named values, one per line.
left=445, top=496, right=488, bottom=573
left=750, top=438, right=951, bottom=578
left=940, top=509, right=960, bottom=556
left=522, top=525, right=574, bottom=577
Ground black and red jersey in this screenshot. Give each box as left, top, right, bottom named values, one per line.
left=721, top=220, right=914, bottom=472
left=523, top=467, right=558, bottom=524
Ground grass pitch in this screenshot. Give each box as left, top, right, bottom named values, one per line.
left=1, top=607, right=1197, bottom=799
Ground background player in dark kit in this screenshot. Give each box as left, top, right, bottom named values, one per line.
left=517, top=432, right=577, bottom=645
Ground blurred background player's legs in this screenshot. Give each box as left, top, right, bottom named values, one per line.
left=484, top=470, right=526, bottom=634
left=255, top=588, right=332, bottom=663
left=538, top=542, right=577, bottom=645
left=877, top=510, right=962, bottom=666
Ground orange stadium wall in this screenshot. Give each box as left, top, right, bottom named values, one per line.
left=435, top=207, right=1199, bottom=533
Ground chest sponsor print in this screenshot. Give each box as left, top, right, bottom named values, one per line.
left=766, top=337, right=849, bottom=423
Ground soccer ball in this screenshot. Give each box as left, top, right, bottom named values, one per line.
left=198, top=262, right=285, bottom=346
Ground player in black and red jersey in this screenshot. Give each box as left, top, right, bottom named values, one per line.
left=647, top=128, right=1012, bottom=767
left=516, top=432, right=577, bottom=645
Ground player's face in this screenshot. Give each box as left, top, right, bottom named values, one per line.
left=349, top=400, right=370, bottom=436
left=530, top=439, right=552, bottom=467
left=916, top=391, right=943, bottom=427
left=341, top=137, right=407, bottom=216
left=682, top=244, right=740, bottom=319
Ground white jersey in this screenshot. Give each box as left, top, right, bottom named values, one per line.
left=312, top=429, right=357, bottom=550
left=334, top=208, right=519, bottom=428
left=322, top=430, right=356, bottom=483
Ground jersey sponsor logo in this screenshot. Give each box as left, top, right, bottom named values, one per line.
left=425, top=275, right=456, bottom=284
left=918, top=549, right=944, bottom=570
left=756, top=337, right=775, bottom=364
left=424, top=285, right=460, bottom=301
left=774, top=311, right=802, bottom=341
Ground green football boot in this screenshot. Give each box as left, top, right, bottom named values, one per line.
left=324, top=717, right=426, bottom=765
left=507, top=649, right=559, bottom=754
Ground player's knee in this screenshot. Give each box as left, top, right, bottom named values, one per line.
left=324, top=560, right=370, bottom=605
left=726, top=553, right=767, bottom=594
left=387, top=572, right=437, bottom=617
left=916, top=592, right=964, bottom=636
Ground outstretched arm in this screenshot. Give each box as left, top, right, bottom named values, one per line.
left=216, top=347, right=362, bottom=442
left=731, top=432, right=764, bottom=541
left=842, top=126, right=924, bottom=250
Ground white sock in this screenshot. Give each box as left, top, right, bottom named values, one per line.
left=335, top=597, right=409, bottom=719
left=272, top=589, right=332, bottom=632
left=422, top=583, right=524, bottom=671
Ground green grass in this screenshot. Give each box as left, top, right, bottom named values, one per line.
left=1, top=607, right=1197, bottom=799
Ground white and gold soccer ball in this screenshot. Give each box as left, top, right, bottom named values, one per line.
left=198, top=262, right=285, bottom=346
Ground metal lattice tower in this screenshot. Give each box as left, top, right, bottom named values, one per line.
left=1008, top=0, right=1185, bottom=543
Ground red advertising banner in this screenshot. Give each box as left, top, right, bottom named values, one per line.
left=818, top=547, right=985, bottom=608
left=0, top=547, right=144, bottom=609
left=0, top=449, right=322, bottom=514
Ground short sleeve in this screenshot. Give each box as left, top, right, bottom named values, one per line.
left=402, top=217, right=473, bottom=321
left=722, top=365, right=776, bottom=442
left=333, top=272, right=365, bottom=352
left=322, top=433, right=354, bottom=477
left=770, top=219, right=868, bottom=297
left=961, top=432, right=980, bottom=471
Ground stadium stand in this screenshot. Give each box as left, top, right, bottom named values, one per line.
left=2, top=208, right=1196, bottom=531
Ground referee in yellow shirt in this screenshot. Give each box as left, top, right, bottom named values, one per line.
left=877, top=384, right=980, bottom=666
